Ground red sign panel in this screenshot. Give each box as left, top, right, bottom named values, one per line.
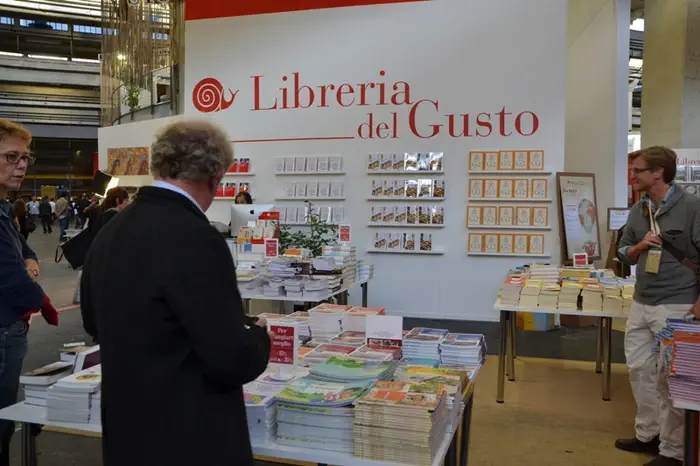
left=269, top=324, right=296, bottom=365
left=185, top=0, right=430, bottom=21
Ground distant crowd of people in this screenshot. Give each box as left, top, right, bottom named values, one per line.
left=4, top=190, right=130, bottom=242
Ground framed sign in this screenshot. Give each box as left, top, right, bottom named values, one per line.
left=338, top=224, right=351, bottom=243
left=607, top=208, right=630, bottom=231
left=556, top=173, right=602, bottom=260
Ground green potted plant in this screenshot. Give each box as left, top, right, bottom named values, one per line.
left=278, top=201, right=339, bottom=257
left=122, top=85, right=141, bottom=115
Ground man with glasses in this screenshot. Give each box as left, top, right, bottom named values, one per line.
left=0, top=119, right=46, bottom=465
left=616, top=146, right=700, bottom=466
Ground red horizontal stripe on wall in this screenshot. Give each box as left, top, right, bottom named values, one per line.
left=185, top=0, right=430, bottom=21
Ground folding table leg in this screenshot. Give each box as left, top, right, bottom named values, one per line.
left=595, top=317, right=603, bottom=374
left=460, top=393, right=474, bottom=466
left=507, top=313, right=516, bottom=381
left=496, top=310, right=509, bottom=403
left=20, top=422, right=37, bottom=466
left=602, top=317, right=612, bottom=401
left=362, top=282, right=368, bottom=307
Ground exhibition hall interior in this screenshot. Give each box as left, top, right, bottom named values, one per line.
left=1, top=0, right=699, bottom=465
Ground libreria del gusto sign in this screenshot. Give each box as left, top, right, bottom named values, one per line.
left=191, top=71, right=540, bottom=140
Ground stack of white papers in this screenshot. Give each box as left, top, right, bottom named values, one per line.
left=309, top=305, right=349, bottom=340
left=622, top=283, right=634, bottom=314
left=283, top=312, right=310, bottom=341
left=46, top=365, right=102, bottom=424
left=20, top=361, right=73, bottom=407
left=341, top=307, right=385, bottom=332
left=357, top=261, right=374, bottom=282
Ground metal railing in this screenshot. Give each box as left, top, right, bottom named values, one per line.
left=108, top=65, right=176, bottom=126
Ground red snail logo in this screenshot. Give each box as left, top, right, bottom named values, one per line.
left=192, top=78, right=238, bottom=113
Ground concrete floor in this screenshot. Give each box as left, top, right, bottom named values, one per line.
left=8, top=230, right=648, bottom=466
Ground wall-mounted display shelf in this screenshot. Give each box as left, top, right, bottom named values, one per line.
left=468, top=170, right=552, bottom=175
left=224, top=172, right=255, bottom=176
left=467, top=252, right=551, bottom=258
left=282, top=222, right=339, bottom=227
left=368, top=248, right=445, bottom=255
left=275, top=197, right=346, bottom=201
left=214, top=197, right=256, bottom=201
left=367, top=171, right=444, bottom=176
left=368, top=197, right=444, bottom=202
left=467, top=225, right=551, bottom=231
left=368, top=223, right=444, bottom=228
left=276, top=171, right=345, bottom=176
left=468, top=198, right=551, bottom=203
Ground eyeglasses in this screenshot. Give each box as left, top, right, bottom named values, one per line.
left=631, top=167, right=653, bottom=175
left=2, top=152, right=35, bottom=166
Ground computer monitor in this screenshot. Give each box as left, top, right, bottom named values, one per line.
left=231, top=204, right=276, bottom=236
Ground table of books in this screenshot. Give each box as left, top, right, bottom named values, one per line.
left=0, top=378, right=476, bottom=466
left=493, top=302, right=628, bottom=403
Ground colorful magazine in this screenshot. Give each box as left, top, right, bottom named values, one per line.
left=275, top=377, right=373, bottom=407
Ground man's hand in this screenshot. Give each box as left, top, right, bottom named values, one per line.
left=254, top=316, right=274, bottom=340
left=626, top=231, right=663, bottom=262
left=637, top=231, right=662, bottom=251
left=25, top=259, right=40, bottom=280
left=691, top=304, right=700, bottom=320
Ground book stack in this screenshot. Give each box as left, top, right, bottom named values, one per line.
left=558, top=282, right=582, bottom=310
left=538, top=284, right=561, bottom=308
left=581, top=283, right=603, bottom=311
left=341, top=307, right=385, bottom=333
left=439, top=333, right=486, bottom=367
left=353, top=381, right=450, bottom=465
left=601, top=280, right=623, bottom=314
left=309, top=356, right=395, bottom=383
left=46, top=365, right=102, bottom=424
left=357, top=260, right=374, bottom=282
left=20, top=361, right=73, bottom=407
left=283, top=312, right=310, bottom=341
left=303, top=343, right=356, bottom=366
left=350, top=345, right=394, bottom=363
left=395, top=367, right=469, bottom=434
left=666, top=320, right=700, bottom=406
left=283, top=278, right=305, bottom=299
left=394, top=358, right=440, bottom=380
left=303, top=277, right=337, bottom=300
left=243, top=378, right=288, bottom=442
left=275, top=377, right=373, bottom=453
left=320, top=245, right=357, bottom=288
left=528, top=264, right=560, bottom=285
left=518, top=280, right=542, bottom=308
left=90, top=392, right=101, bottom=424
left=309, top=305, right=349, bottom=340
left=560, top=267, right=593, bottom=281
left=330, top=331, right=366, bottom=347
left=500, top=277, right=524, bottom=307
left=402, top=328, right=449, bottom=360
left=622, top=283, right=634, bottom=314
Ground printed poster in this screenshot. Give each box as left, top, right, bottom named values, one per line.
left=558, top=174, right=601, bottom=260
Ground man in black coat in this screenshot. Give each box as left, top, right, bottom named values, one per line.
left=80, top=120, right=271, bottom=466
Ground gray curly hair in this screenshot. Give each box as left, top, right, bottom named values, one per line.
left=150, top=120, right=234, bottom=181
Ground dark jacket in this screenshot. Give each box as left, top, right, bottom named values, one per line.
left=80, top=187, right=270, bottom=466
left=0, top=201, right=43, bottom=326
left=38, top=201, right=51, bottom=217
left=87, top=208, right=118, bottom=239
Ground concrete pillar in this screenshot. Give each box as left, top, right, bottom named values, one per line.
left=642, top=0, right=700, bottom=148
left=566, top=0, right=631, bottom=255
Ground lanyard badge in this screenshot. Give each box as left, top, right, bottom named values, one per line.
left=646, top=203, right=662, bottom=274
